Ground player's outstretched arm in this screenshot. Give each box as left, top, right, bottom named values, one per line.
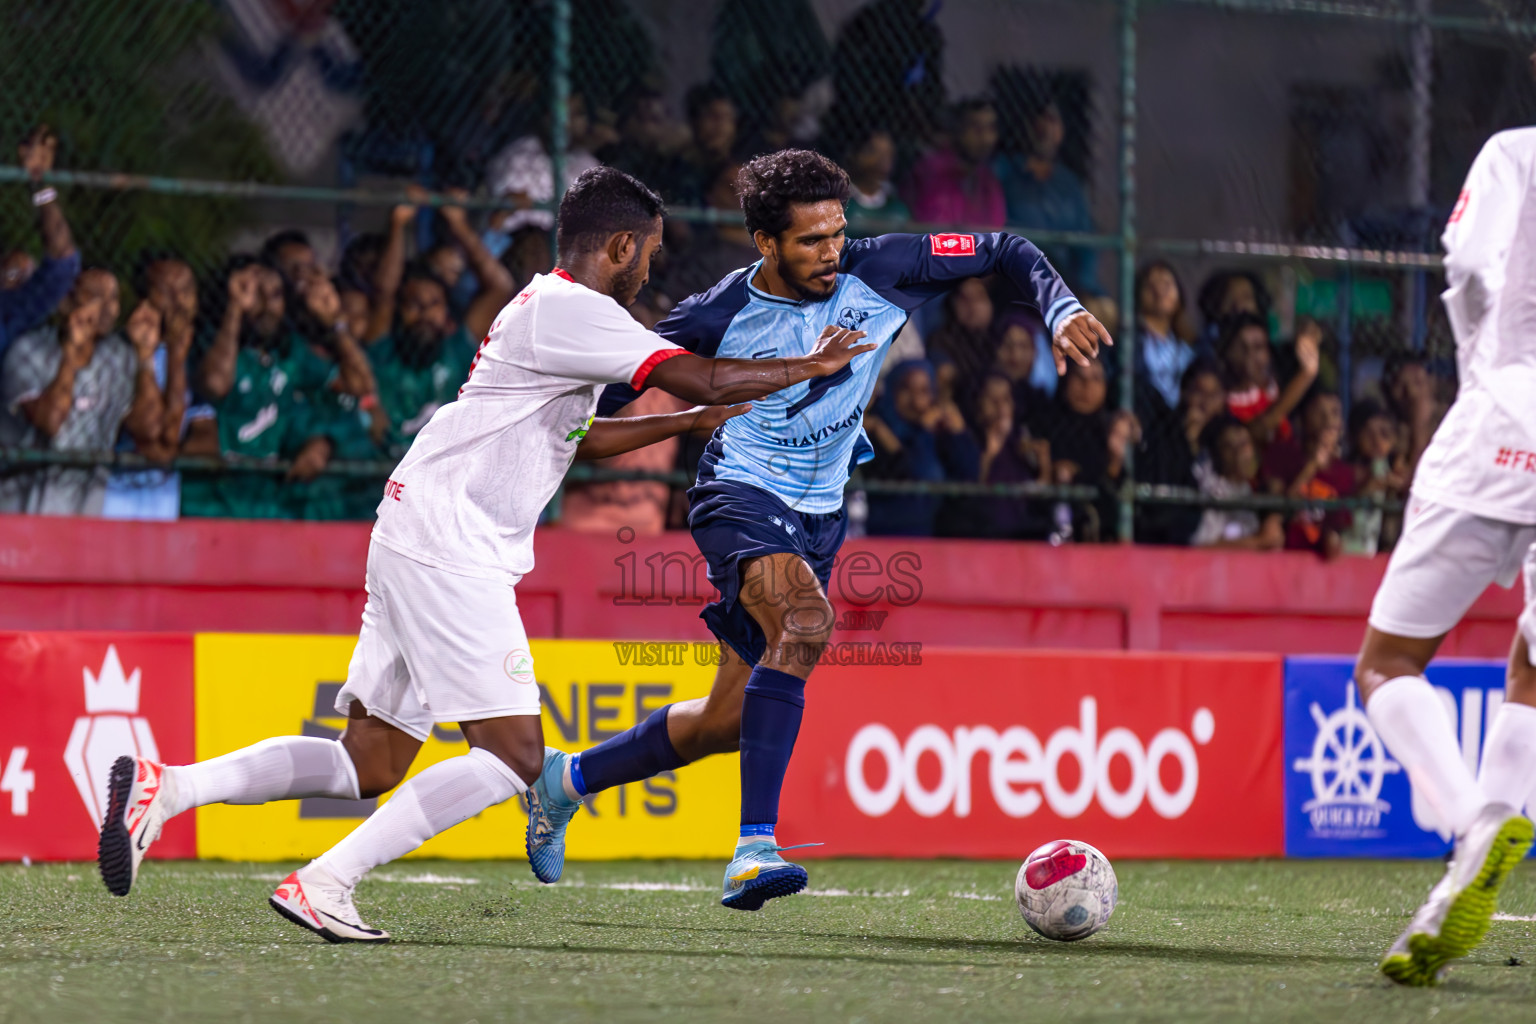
left=645, top=326, right=873, bottom=405
left=575, top=404, right=751, bottom=461
left=847, top=232, right=1110, bottom=373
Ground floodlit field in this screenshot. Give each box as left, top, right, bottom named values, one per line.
left=6, top=858, right=1536, bottom=1023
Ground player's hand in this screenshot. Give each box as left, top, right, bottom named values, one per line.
left=227, top=266, right=260, bottom=315
left=286, top=437, right=333, bottom=482
left=1309, top=424, right=1342, bottom=470
left=164, top=306, right=195, bottom=354
left=392, top=184, right=429, bottom=228
left=297, top=265, right=341, bottom=327
left=19, top=125, right=57, bottom=183
left=1022, top=436, right=1052, bottom=478
left=125, top=300, right=163, bottom=361
left=1052, top=310, right=1113, bottom=375
left=62, top=297, right=101, bottom=365
left=1295, top=321, right=1322, bottom=379
left=686, top=403, right=752, bottom=435
left=937, top=400, right=966, bottom=434
left=807, top=325, right=874, bottom=374
left=439, top=187, right=472, bottom=230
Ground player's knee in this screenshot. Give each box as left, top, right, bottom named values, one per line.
left=354, top=761, right=409, bottom=800
left=479, top=740, right=543, bottom=787
left=763, top=595, right=835, bottom=666
left=1355, top=636, right=1430, bottom=704
left=698, top=700, right=743, bottom=754
left=1507, top=637, right=1536, bottom=705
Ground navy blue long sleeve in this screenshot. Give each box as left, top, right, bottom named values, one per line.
left=841, top=232, right=1086, bottom=333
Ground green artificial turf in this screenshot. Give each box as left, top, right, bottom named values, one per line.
left=5, top=858, right=1536, bottom=1023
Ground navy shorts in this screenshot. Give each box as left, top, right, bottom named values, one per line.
left=687, top=478, right=847, bottom=665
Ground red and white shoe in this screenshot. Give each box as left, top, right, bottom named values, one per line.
left=98, top=755, right=179, bottom=897
left=269, top=866, right=390, bottom=944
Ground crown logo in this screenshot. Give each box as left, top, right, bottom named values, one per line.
left=83, top=645, right=141, bottom=714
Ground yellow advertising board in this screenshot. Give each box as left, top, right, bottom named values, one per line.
left=194, top=635, right=735, bottom=861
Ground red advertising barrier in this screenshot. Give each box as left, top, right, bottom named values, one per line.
left=0, top=516, right=1523, bottom=657
left=779, top=649, right=1285, bottom=859
left=0, top=632, right=196, bottom=861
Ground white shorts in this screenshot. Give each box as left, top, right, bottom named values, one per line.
left=1369, top=497, right=1536, bottom=640
left=336, top=541, right=541, bottom=741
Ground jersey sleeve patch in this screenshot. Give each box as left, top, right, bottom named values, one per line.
left=930, top=233, right=977, bottom=257
left=630, top=347, right=687, bottom=390
left=1449, top=188, right=1470, bottom=224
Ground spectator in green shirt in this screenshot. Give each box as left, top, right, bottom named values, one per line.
left=283, top=264, right=389, bottom=520
left=366, top=190, right=515, bottom=458
left=181, top=257, right=375, bottom=518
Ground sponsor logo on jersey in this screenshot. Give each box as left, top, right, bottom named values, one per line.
left=930, top=233, right=976, bottom=257
left=565, top=415, right=594, bottom=443
left=1494, top=447, right=1536, bottom=472
left=837, top=307, right=869, bottom=330
left=770, top=404, right=863, bottom=448
left=235, top=402, right=280, bottom=444
left=504, top=649, right=536, bottom=685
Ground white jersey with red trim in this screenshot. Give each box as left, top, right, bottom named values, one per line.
left=371, top=270, right=682, bottom=581
left=1414, top=127, right=1536, bottom=525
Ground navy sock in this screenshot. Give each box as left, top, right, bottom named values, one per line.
left=569, top=705, right=684, bottom=796
left=739, top=666, right=806, bottom=827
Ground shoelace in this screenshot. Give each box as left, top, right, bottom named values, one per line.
left=758, top=842, right=823, bottom=855
left=318, top=883, right=364, bottom=926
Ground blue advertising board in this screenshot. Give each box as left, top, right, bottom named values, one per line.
left=1284, top=655, right=1509, bottom=858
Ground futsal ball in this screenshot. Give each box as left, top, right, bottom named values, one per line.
left=1015, top=839, right=1118, bottom=941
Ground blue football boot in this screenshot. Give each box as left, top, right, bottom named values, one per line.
left=525, top=747, right=580, bottom=883
left=720, top=841, right=820, bottom=911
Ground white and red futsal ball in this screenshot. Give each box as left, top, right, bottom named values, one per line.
left=1015, top=839, right=1118, bottom=941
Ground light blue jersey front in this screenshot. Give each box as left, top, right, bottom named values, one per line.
left=706, top=267, right=902, bottom=512
left=599, top=231, right=1087, bottom=514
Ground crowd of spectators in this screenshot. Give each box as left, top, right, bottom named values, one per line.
left=0, top=89, right=1443, bottom=556
left=851, top=259, right=1439, bottom=557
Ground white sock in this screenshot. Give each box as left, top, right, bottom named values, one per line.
left=560, top=758, right=582, bottom=803
left=1478, top=701, right=1536, bottom=813
left=1367, top=675, right=1485, bottom=836
left=311, top=748, right=526, bottom=888
left=163, top=737, right=359, bottom=818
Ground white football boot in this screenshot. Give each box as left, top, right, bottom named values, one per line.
left=1380, top=801, right=1533, bottom=986
left=269, top=864, right=390, bottom=944
left=98, top=755, right=180, bottom=897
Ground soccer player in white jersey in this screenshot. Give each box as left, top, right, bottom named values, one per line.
left=1358, top=128, right=1536, bottom=986
left=96, top=167, right=873, bottom=942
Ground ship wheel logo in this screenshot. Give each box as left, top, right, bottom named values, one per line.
left=1293, top=682, right=1401, bottom=820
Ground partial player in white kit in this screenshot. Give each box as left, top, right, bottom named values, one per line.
left=1355, top=127, right=1536, bottom=986
left=95, top=167, right=873, bottom=941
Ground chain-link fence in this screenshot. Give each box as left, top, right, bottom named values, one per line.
left=2, top=0, right=1532, bottom=546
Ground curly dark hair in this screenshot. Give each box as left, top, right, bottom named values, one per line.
left=736, top=148, right=851, bottom=239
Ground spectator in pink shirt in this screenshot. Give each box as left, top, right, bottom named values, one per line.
left=906, top=98, right=1006, bottom=229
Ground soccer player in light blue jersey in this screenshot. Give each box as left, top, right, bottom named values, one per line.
left=527, top=149, right=1111, bottom=909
